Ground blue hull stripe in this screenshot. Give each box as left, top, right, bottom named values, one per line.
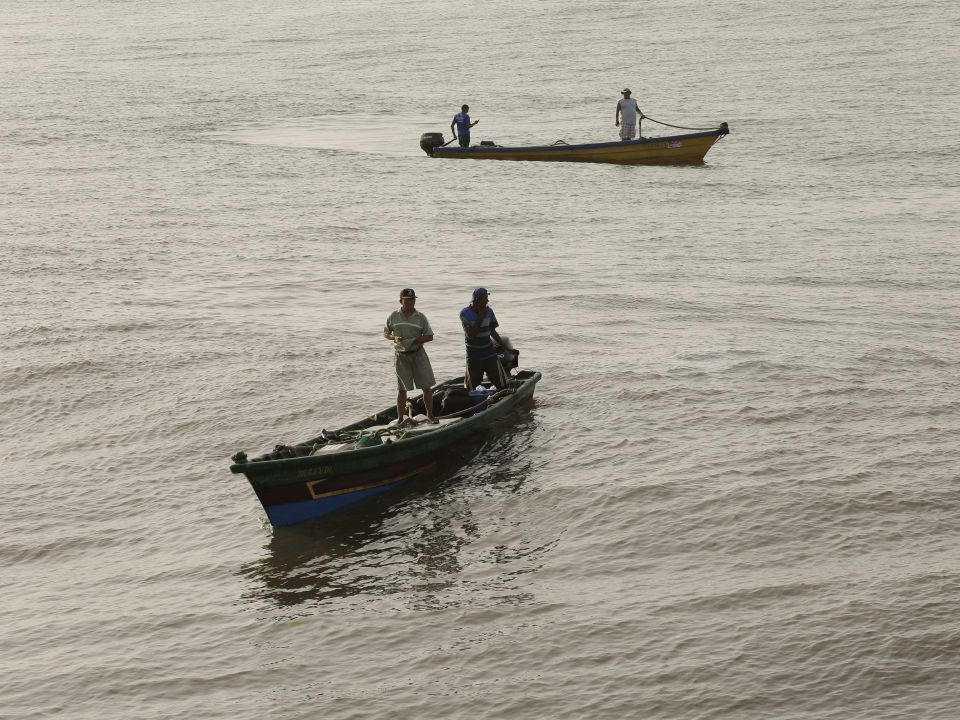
left=265, top=478, right=407, bottom=527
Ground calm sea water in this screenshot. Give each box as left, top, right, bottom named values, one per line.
left=3, top=0, right=959, bottom=718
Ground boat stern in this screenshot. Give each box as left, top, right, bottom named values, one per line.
left=419, top=132, right=445, bottom=156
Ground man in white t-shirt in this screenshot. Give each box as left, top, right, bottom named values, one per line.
left=615, top=88, right=645, bottom=141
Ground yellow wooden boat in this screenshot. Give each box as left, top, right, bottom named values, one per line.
left=420, top=123, right=728, bottom=165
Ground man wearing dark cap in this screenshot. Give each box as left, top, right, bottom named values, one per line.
left=615, top=88, right=645, bottom=141
left=451, top=104, right=479, bottom=148
left=384, top=288, right=436, bottom=422
left=460, top=287, right=509, bottom=390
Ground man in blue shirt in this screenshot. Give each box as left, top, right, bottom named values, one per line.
left=451, top=104, right=479, bottom=148
left=460, top=287, right=509, bottom=389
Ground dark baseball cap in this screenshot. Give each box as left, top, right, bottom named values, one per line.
left=472, top=287, right=489, bottom=301
left=400, top=288, right=417, bottom=298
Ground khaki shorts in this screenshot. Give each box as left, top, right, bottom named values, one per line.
left=395, top=348, right=436, bottom=391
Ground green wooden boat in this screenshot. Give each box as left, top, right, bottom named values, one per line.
left=230, top=370, right=542, bottom=527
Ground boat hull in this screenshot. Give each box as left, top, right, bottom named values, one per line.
left=231, top=371, right=541, bottom=526
left=431, top=129, right=726, bottom=165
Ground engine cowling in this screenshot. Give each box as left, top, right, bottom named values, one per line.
left=419, top=132, right=445, bottom=156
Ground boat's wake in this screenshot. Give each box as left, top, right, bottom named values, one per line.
left=206, top=114, right=438, bottom=157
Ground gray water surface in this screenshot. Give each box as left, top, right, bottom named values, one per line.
left=2, top=1, right=959, bottom=718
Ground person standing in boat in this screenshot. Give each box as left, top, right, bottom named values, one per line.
left=460, top=287, right=510, bottom=390
left=384, top=288, right=437, bottom=423
left=451, top=104, right=479, bottom=148
left=615, top=88, right=645, bottom=141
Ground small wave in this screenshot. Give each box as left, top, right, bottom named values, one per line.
left=722, top=359, right=801, bottom=376
left=5, top=358, right=109, bottom=384
left=0, top=531, right=125, bottom=566
left=736, top=404, right=814, bottom=424
left=660, top=580, right=824, bottom=614
left=242, top=37, right=326, bottom=46
left=901, top=400, right=960, bottom=417
left=858, top=347, right=953, bottom=368
left=796, top=384, right=874, bottom=399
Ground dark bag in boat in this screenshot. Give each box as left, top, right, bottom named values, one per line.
left=440, top=387, right=473, bottom=415
left=263, top=443, right=314, bottom=460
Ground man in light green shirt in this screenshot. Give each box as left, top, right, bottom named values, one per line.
left=383, top=288, right=436, bottom=422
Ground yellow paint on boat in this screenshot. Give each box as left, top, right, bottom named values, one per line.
left=431, top=129, right=726, bottom=165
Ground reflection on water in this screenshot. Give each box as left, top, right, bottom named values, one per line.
left=240, top=406, right=548, bottom=610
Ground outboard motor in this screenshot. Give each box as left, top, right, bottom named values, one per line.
left=497, top=335, right=519, bottom=374
left=419, top=132, right=445, bottom=156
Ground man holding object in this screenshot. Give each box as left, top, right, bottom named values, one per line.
left=384, top=288, right=436, bottom=422
left=460, top=287, right=510, bottom=390
left=615, top=88, right=645, bottom=141
left=451, top=104, right=479, bottom=148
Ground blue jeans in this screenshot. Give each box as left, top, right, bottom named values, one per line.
left=458, top=132, right=470, bottom=148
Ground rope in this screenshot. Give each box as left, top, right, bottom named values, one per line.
left=642, top=116, right=724, bottom=132
left=308, top=388, right=516, bottom=451
left=390, top=388, right=517, bottom=426
left=248, top=385, right=521, bottom=463
left=429, top=388, right=515, bottom=421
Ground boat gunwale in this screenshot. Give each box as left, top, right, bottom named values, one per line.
left=433, top=129, right=723, bottom=155
left=230, top=370, right=541, bottom=476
